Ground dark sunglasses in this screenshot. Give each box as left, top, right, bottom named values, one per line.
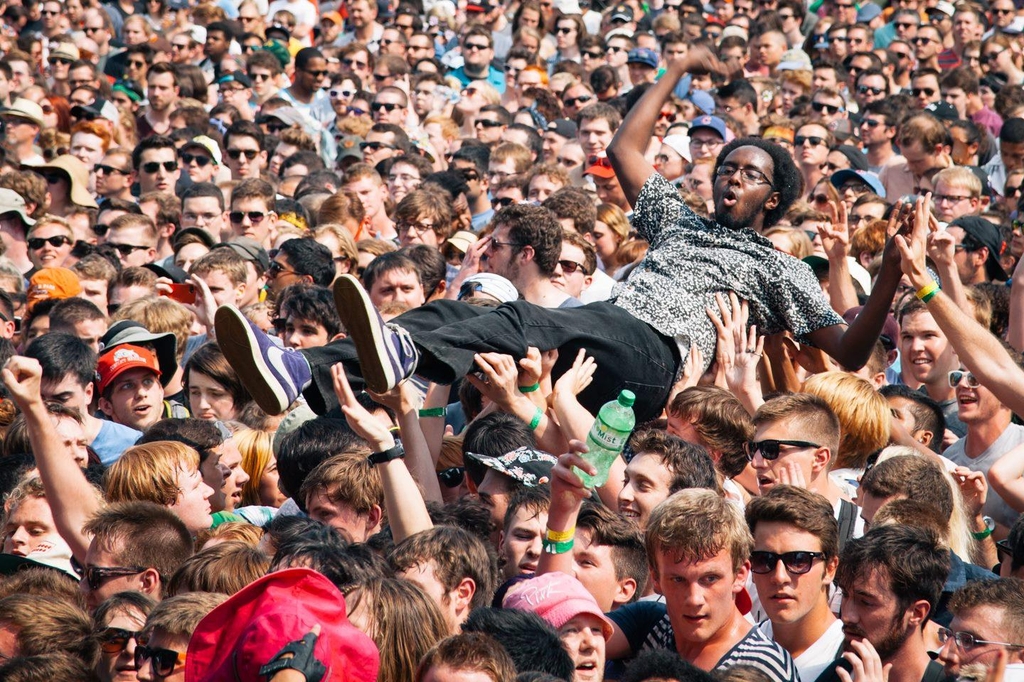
left=135, top=645, right=185, bottom=677
left=743, top=439, right=820, bottom=461
left=558, top=259, right=586, bottom=274
left=304, top=69, right=328, bottom=78
left=795, top=135, right=825, bottom=147
left=141, top=161, right=178, bottom=173
left=82, top=565, right=145, bottom=591
left=180, top=152, right=213, bottom=166
left=912, top=87, right=936, bottom=97
left=493, top=196, right=517, bottom=208
left=811, top=101, right=843, bottom=114
left=229, top=211, right=267, bottom=224
left=95, top=164, right=130, bottom=176
left=475, top=119, right=504, bottom=128
left=438, top=467, right=465, bottom=488
left=109, top=243, right=151, bottom=257
left=587, top=155, right=612, bottom=169
left=48, top=56, right=74, bottom=65
left=749, top=551, right=827, bottom=575
left=360, top=141, right=397, bottom=151
left=265, top=122, right=289, bottom=133
left=226, top=148, right=259, bottom=160
left=371, top=101, right=403, bottom=112
left=98, top=627, right=143, bottom=654
left=857, top=86, right=885, bottom=96
left=28, top=235, right=72, bottom=250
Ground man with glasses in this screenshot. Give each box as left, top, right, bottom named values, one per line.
left=223, top=120, right=268, bottom=181
left=853, top=69, right=890, bottom=111
left=107, top=214, right=159, bottom=267
left=228, top=178, right=278, bottom=249
left=362, top=123, right=410, bottom=167
left=215, top=47, right=903, bottom=429
left=95, top=150, right=136, bottom=202
left=550, top=231, right=595, bottom=300
left=750, top=394, right=854, bottom=520
left=278, top=47, right=333, bottom=126
left=247, top=51, right=284, bottom=105
left=136, top=593, right=226, bottom=682
left=170, top=26, right=205, bottom=66
left=941, top=357, right=1023, bottom=539
left=218, top=71, right=256, bottom=121
left=133, top=135, right=180, bottom=196
left=912, top=27, right=942, bottom=73
left=809, top=88, right=848, bottom=128
left=178, top=136, right=222, bottom=186
left=940, top=580, right=1024, bottom=679
left=746, top=487, right=845, bottom=682
left=371, top=86, right=409, bottom=126
left=451, top=26, right=505, bottom=93
left=82, top=8, right=114, bottom=70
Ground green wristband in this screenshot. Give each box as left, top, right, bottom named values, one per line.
left=418, top=407, right=447, bottom=418
left=542, top=538, right=574, bottom=554
left=920, top=288, right=939, bottom=304
left=519, top=382, right=540, bottom=393
left=529, top=407, right=543, bottom=430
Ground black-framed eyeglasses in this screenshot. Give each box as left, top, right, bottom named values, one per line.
left=749, top=551, right=827, bottom=575
left=744, top=439, right=820, bottom=461
left=996, top=538, right=1014, bottom=560
left=438, top=467, right=465, bottom=488
left=97, top=627, right=143, bottom=654
left=493, top=196, right=517, bottom=208
left=948, top=370, right=980, bottom=388
left=715, top=164, right=772, bottom=186
left=108, top=243, right=151, bottom=257
left=230, top=211, right=268, bottom=224
left=82, top=565, right=146, bottom=591
left=936, top=628, right=1024, bottom=652
left=28, top=235, right=72, bottom=250
left=135, top=644, right=186, bottom=677
left=398, top=220, right=436, bottom=235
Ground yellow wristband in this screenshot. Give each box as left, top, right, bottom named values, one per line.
left=915, top=281, right=939, bottom=301
left=545, top=526, right=575, bottom=543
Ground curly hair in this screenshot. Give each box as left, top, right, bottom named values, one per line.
left=713, top=136, right=803, bottom=229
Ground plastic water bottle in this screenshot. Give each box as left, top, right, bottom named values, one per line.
left=576, top=390, right=636, bottom=488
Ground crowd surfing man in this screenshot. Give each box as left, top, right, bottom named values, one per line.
left=216, top=46, right=903, bottom=427
left=1, top=0, right=1024, bottom=681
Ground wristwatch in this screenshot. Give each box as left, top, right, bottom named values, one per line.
left=367, top=442, right=405, bottom=466
left=972, top=515, right=995, bottom=541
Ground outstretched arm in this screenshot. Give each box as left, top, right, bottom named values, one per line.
left=2, top=357, right=96, bottom=562
left=607, top=46, right=722, bottom=207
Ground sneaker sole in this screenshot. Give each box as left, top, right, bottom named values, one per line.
left=333, top=274, right=396, bottom=394
left=215, top=306, right=290, bottom=414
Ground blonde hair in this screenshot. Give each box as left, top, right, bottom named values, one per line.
left=105, top=441, right=200, bottom=506
left=112, top=296, right=192, bottom=364
left=27, top=214, right=75, bottom=242
left=166, top=541, right=271, bottom=596
left=468, top=80, right=501, bottom=105
left=645, top=488, right=753, bottom=574
left=595, top=203, right=631, bottom=242
left=197, top=520, right=265, bottom=548
left=763, top=226, right=813, bottom=259
left=143, top=592, right=228, bottom=640
left=933, top=166, right=982, bottom=198
left=236, top=427, right=275, bottom=507
left=422, top=115, right=460, bottom=142
left=802, top=372, right=890, bottom=470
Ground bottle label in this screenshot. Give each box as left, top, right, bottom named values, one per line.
left=591, top=415, right=628, bottom=451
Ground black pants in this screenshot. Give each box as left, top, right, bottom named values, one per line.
left=302, top=300, right=679, bottom=423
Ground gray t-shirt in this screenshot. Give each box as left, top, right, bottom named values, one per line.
left=943, top=423, right=1024, bottom=528
left=613, top=173, right=845, bottom=372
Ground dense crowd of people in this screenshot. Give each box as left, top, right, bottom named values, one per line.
left=0, top=0, right=1024, bottom=681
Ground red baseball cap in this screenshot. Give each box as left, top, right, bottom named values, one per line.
left=185, top=568, right=379, bottom=682
left=584, top=153, right=615, bottom=179
left=96, top=344, right=161, bottom=395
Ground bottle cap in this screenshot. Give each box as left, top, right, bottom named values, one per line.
left=618, top=390, right=636, bottom=407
